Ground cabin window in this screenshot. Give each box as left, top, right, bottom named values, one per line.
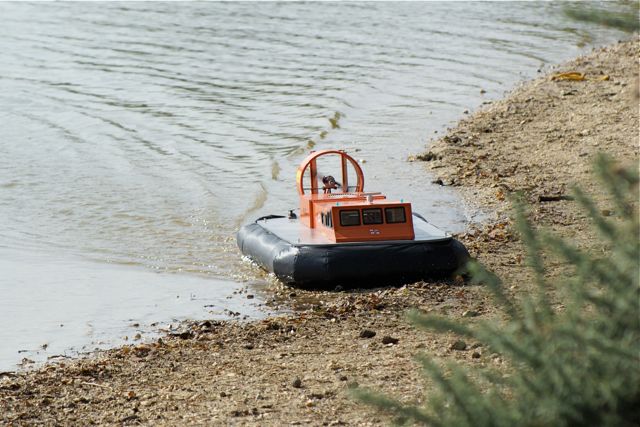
left=340, top=209, right=361, bottom=226
left=385, top=207, right=406, bottom=223
left=362, top=208, right=383, bottom=225
left=321, top=212, right=333, bottom=228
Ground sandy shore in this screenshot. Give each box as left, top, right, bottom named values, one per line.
left=2, top=38, right=638, bottom=426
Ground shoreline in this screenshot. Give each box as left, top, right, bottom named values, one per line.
left=2, top=38, right=638, bottom=425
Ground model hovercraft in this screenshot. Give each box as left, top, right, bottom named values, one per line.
left=237, top=149, right=469, bottom=288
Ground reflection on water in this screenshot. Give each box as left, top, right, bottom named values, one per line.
left=0, top=2, right=627, bottom=369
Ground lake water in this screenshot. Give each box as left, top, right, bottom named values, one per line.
left=0, top=2, right=626, bottom=370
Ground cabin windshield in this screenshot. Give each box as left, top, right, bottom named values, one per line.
left=362, top=208, right=383, bottom=225
left=385, top=207, right=406, bottom=223
left=340, top=210, right=361, bottom=226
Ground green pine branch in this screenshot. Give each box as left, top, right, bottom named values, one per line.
left=352, top=154, right=640, bottom=426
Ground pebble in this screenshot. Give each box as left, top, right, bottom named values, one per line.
left=292, top=377, right=302, bottom=388
left=381, top=336, right=399, bottom=345
left=176, top=331, right=193, bottom=340
left=359, top=330, right=376, bottom=339
left=450, top=340, right=467, bottom=351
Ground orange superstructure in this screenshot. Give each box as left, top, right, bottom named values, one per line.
left=296, top=150, right=415, bottom=243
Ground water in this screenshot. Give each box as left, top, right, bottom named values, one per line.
left=0, top=2, right=626, bottom=370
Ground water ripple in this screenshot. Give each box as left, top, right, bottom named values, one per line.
left=0, top=1, right=627, bottom=279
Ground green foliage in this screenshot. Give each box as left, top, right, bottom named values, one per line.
left=564, top=1, right=640, bottom=33
left=352, top=155, right=640, bottom=426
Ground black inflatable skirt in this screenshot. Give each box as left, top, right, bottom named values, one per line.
left=237, top=215, right=469, bottom=288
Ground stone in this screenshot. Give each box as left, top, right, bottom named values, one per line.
left=450, top=340, right=467, bottom=351
left=381, top=336, right=399, bottom=345
left=359, top=330, right=376, bottom=339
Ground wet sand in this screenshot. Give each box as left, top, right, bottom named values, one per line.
left=1, top=37, right=638, bottom=426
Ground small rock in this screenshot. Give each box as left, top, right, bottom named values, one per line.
left=359, top=330, right=376, bottom=339
left=231, top=409, right=249, bottom=417
left=472, top=351, right=481, bottom=359
left=176, top=331, right=193, bottom=340
left=432, top=178, right=444, bottom=186
left=450, top=340, right=467, bottom=351
left=462, top=310, right=479, bottom=318
left=246, top=294, right=254, bottom=299
left=339, top=375, right=348, bottom=381
left=133, top=345, right=151, bottom=357
left=415, top=152, right=438, bottom=162
left=381, top=336, right=399, bottom=345
left=292, top=377, right=303, bottom=388
left=480, top=89, right=486, bottom=94
left=444, top=135, right=462, bottom=144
